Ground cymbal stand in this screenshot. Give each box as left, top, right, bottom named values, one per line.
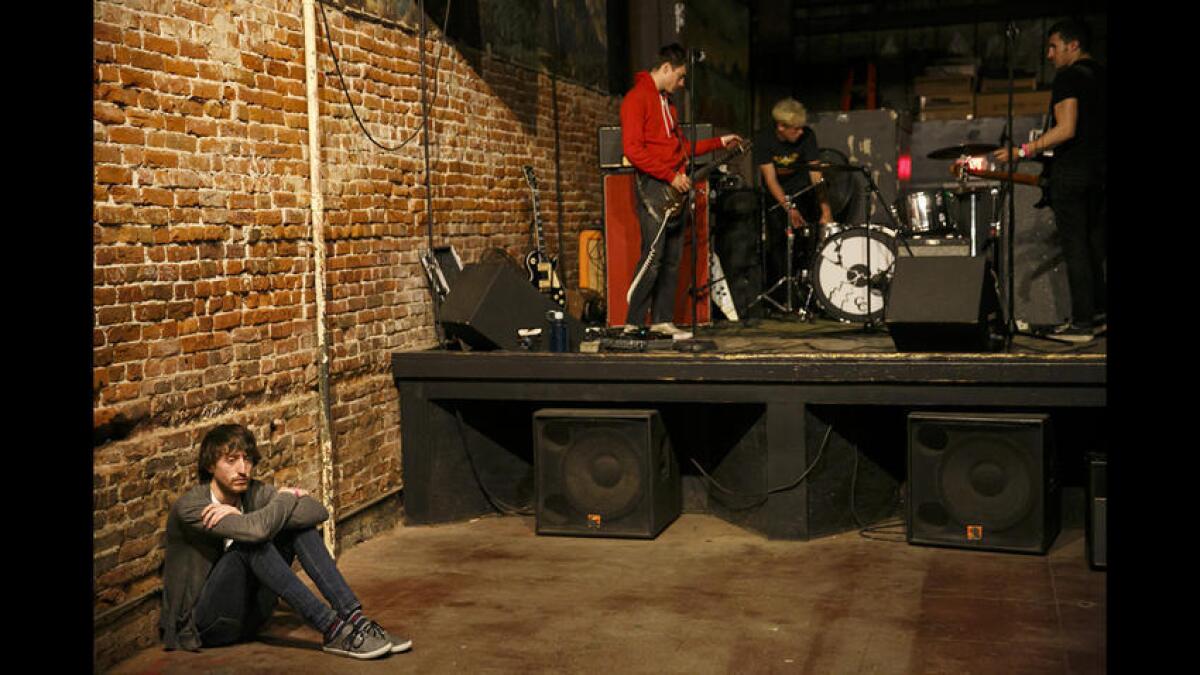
left=750, top=181, right=823, bottom=318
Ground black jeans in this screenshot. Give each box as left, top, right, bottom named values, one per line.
left=193, top=527, right=361, bottom=646
left=625, top=173, right=684, bottom=326
left=1050, top=171, right=1106, bottom=325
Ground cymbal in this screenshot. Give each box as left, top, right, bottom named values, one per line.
left=804, top=161, right=863, bottom=173
left=926, top=143, right=1000, bottom=160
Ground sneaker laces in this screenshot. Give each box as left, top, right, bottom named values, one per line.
left=358, top=618, right=387, bottom=640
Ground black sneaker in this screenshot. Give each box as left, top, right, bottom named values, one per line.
left=357, top=617, right=413, bottom=654
left=322, top=619, right=392, bottom=659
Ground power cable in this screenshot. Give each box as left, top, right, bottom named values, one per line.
left=453, top=409, right=534, bottom=516
left=690, top=425, right=835, bottom=511
left=315, top=0, right=452, bottom=152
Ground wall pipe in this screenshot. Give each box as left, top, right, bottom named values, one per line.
left=302, top=0, right=338, bottom=557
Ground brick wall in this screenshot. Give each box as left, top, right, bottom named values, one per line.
left=93, top=0, right=618, bottom=667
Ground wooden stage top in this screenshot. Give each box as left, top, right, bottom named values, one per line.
left=392, top=319, right=1105, bottom=407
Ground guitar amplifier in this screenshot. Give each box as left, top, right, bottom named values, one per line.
left=598, top=124, right=714, bottom=169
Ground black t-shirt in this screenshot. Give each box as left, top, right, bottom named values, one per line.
left=1049, top=58, right=1106, bottom=175
left=753, top=126, right=820, bottom=195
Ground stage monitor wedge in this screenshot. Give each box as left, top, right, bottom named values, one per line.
left=885, top=256, right=999, bottom=352
left=440, top=261, right=582, bottom=351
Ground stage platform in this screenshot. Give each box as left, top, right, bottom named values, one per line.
left=391, top=319, right=1106, bottom=541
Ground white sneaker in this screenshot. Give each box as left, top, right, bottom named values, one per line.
left=650, top=322, right=693, bottom=340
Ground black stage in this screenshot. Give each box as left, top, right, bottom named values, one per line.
left=391, top=319, right=1106, bottom=540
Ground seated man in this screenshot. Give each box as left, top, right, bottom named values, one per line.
left=159, top=424, right=411, bottom=660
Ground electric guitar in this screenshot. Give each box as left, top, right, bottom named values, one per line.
left=653, top=140, right=754, bottom=218
left=521, top=166, right=566, bottom=307
left=956, top=156, right=1053, bottom=208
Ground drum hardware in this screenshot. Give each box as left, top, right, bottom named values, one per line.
left=749, top=181, right=825, bottom=320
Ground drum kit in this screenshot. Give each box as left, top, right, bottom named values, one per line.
left=746, top=142, right=1006, bottom=327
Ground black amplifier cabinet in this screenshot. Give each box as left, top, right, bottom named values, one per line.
left=598, top=124, right=714, bottom=169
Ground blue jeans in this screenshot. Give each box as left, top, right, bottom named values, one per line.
left=193, top=527, right=361, bottom=646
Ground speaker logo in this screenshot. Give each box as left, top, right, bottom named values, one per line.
left=966, top=525, right=983, bottom=541
left=587, top=514, right=603, bottom=529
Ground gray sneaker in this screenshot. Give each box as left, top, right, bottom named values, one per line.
left=1053, top=323, right=1095, bottom=343
left=322, top=620, right=393, bottom=659
left=358, top=617, right=413, bottom=653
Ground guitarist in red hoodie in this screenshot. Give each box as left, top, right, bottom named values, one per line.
left=621, top=43, right=744, bottom=340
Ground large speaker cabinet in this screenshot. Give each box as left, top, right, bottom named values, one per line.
left=907, top=412, right=1060, bottom=554
left=602, top=172, right=711, bottom=327
left=1086, top=453, right=1107, bottom=569
left=534, top=409, right=681, bottom=539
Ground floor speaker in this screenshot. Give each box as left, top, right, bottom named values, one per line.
left=440, top=261, right=583, bottom=350
left=1086, top=453, right=1107, bottom=569
left=534, top=409, right=681, bottom=538
left=907, top=412, right=1060, bottom=554
left=885, top=256, right=999, bottom=352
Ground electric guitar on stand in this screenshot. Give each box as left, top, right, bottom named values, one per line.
left=521, top=165, right=566, bottom=307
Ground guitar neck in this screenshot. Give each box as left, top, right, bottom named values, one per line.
left=685, top=141, right=752, bottom=184
left=966, top=169, right=1042, bottom=187
left=524, top=167, right=548, bottom=255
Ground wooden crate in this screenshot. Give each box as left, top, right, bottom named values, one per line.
left=975, top=91, right=1052, bottom=118
left=920, top=93, right=974, bottom=109
left=979, top=77, right=1039, bottom=92
left=914, top=75, right=975, bottom=97
left=918, top=107, right=974, bottom=121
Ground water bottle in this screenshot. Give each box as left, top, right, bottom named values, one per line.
left=546, top=310, right=568, bottom=352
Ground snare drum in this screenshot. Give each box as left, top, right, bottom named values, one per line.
left=905, top=190, right=952, bottom=234
left=817, top=221, right=846, bottom=241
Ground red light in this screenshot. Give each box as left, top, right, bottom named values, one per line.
left=898, top=154, right=912, bottom=181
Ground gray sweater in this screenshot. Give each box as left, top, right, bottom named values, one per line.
left=159, top=480, right=330, bottom=651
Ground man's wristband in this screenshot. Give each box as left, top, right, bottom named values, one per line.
left=1018, top=143, right=1031, bottom=159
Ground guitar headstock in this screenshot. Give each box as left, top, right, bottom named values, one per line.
left=522, top=165, right=538, bottom=190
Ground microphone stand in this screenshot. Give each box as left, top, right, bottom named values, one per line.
left=685, top=48, right=699, bottom=336
left=1001, top=20, right=1018, bottom=349
left=821, top=164, right=910, bottom=330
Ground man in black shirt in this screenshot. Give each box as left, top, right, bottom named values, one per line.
left=753, top=98, right=833, bottom=306
left=995, top=18, right=1106, bottom=342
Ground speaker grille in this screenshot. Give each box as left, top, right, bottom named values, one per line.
left=907, top=412, right=1059, bottom=554
left=534, top=409, right=680, bottom=538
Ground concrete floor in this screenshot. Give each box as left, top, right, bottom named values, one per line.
left=109, top=513, right=1105, bottom=674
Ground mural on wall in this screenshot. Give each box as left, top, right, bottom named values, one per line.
left=479, top=0, right=608, bottom=89
left=682, top=0, right=750, bottom=134
left=336, top=0, right=608, bottom=90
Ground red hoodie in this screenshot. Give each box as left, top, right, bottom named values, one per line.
left=620, top=71, right=723, bottom=183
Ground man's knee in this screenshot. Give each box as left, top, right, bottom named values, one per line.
left=198, top=616, right=245, bottom=647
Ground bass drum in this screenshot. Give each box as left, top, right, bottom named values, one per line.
left=810, top=226, right=897, bottom=324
